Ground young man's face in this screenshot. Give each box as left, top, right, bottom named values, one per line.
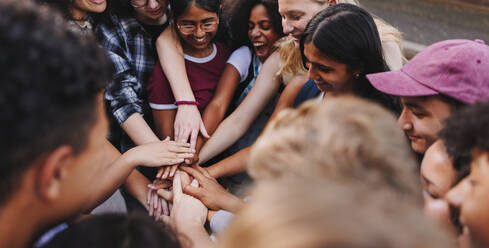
left=56, top=94, right=109, bottom=217
left=398, top=96, right=452, bottom=154
left=447, top=150, right=489, bottom=248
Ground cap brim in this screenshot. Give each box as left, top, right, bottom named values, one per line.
left=366, top=70, right=439, bottom=97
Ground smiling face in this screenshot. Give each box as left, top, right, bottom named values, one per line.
left=278, top=0, right=327, bottom=46
left=447, top=150, right=489, bottom=248
left=71, top=0, right=106, bottom=20
left=248, top=4, right=281, bottom=63
left=175, top=5, right=218, bottom=53
left=398, top=96, right=453, bottom=154
left=133, top=0, right=169, bottom=25
left=304, top=42, right=358, bottom=95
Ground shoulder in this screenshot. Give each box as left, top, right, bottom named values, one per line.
left=216, top=42, right=231, bottom=57
left=293, top=80, right=320, bottom=108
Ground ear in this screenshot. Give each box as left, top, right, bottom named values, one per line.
left=36, top=146, right=74, bottom=202
left=328, top=0, right=338, bottom=5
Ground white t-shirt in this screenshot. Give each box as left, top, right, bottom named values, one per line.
left=226, top=46, right=252, bottom=83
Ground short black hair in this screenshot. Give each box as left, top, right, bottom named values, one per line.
left=0, top=0, right=112, bottom=204
left=300, top=4, right=400, bottom=114
left=224, top=0, right=284, bottom=50
left=439, top=101, right=489, bottom=182
left=43, top=213, right=181, bottom=248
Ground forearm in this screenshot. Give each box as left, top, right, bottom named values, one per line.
left=83, top=142, right=139, bottom=211
left=121, top=113, right=160, bottom=145
left=156, top=28, right=195, bottom=101
left=122, top=169, right=151, bottom=208
left=198, top=117, right=248, bottom=163
left=207, top=147, right=250, bottom=178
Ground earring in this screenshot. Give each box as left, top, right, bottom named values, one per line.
left=354, top=73, right=360, bottom=79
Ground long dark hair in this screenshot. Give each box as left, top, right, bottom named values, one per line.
left=300, top=4, right=400, bottom=113
left=224, top=0, right=284, bottom=50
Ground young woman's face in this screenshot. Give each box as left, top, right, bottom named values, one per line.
left=304, top=42, right=357, bottom=95
left=248, top=4, right=281, bottom=62
left=278, top=0, right=328, bottom=46
left=72, top=0, right=106, bottom=19
left=176, top=5, right=219, bottom=51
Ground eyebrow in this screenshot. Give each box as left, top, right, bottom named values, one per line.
left=404, top=102, right=426, bottom=111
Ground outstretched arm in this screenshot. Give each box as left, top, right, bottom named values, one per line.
left=156, top=26, right=209, bottom=149
left=188, top=64, right=241, bottom=164
left=198, top=52, right=282, bottom=163
left=203, top=74, right=309, bottom=178
left=83, top=139, right=193, bottom=212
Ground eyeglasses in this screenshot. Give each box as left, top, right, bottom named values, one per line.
left=176, top=20, right=218, bottom=35
left=130, top=0, right=165, bottom=9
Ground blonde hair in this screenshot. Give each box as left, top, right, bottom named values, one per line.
left=249, top=96, right=420, bottom=199
left=277, top=2, right=404, bottom=82
left=218, top=177, right=455, bottom=248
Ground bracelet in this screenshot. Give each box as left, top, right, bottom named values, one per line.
left=174, top=100, right=199, bottom=106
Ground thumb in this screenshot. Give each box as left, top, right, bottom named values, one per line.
left=164, top=136, right=170, bottom=141
left=183, top=184, right=202, bottom=199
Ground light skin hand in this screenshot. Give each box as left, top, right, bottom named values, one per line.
left=156, top=26, right=210, bottom=151
left=161, top=171, right=207, bottom=232
left=180, top=165, right=244, bottom=213
left=124, top=137, right=194, bottom=167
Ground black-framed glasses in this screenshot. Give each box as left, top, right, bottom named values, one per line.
left=176, top=20, right=218, bottom=35
left=130, top=0, right=165, bottom=9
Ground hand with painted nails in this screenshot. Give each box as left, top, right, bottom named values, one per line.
left=179, top=165, right=244, bottom=213
left=125, top=137, right=195, bottom=167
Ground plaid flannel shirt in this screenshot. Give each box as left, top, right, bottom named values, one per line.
left=95, top=14, right=163, bottom=151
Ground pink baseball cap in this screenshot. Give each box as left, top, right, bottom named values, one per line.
left=367, top=39, right=489, bottom=104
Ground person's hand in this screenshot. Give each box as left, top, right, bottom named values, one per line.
left=161, top=171, right=207, bottom=232
left=174, top=105, right=210, bottom=150
left=147, top=179, right=172, bottom=220
left=126, top=137, right=194, bottom=167
left=179, top=165, right=244, bottom=212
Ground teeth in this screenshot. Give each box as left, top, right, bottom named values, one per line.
left=195, top=37, right=206, bottom=42
left=253, top=42, right=265, bottom=47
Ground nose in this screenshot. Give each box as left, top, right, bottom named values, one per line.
left=397, top=108, right=413, bottom=131
left=250, top=26, right=261, bottom=39
left=194, top=25, right=205, bottom=37
left=446, top=178, right=471, bottom=209
left=282, top=18, right=294, bottom=35
left=307, top=65, right=319, bottom=81
left=147, top=0, right=159, bottom=9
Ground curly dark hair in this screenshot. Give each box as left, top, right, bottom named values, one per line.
left=0, top=0, right=112, bottom=204
left=439, top=101, right=489, bottom=183
left=44, top=213, right=180, bottom=248
left=223, top=0, right=284, bottom=50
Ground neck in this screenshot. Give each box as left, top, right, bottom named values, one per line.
left=0, top=198, right=43, bottom=248
left=70, top=7, right=87, bottom=25
left=183, top=43, right=214, bottom=59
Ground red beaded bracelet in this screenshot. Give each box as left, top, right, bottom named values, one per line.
left=174, top=100, right=199, bottom=106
